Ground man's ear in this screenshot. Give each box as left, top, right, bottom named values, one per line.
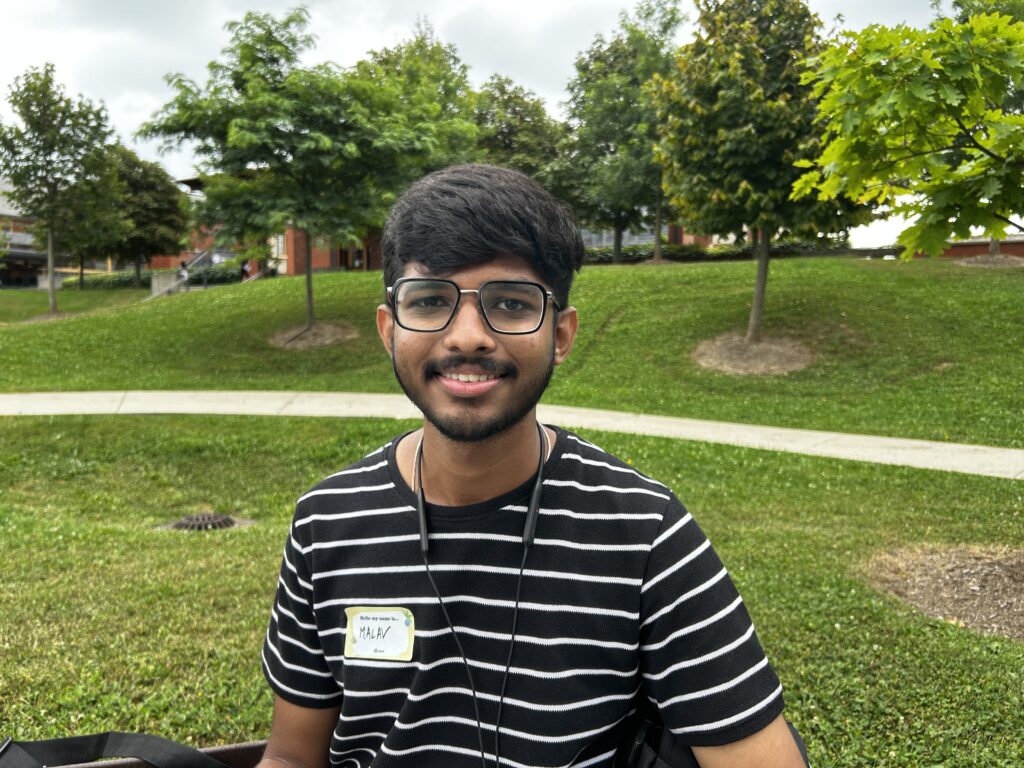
left=377, top=304, right=395, bottom=357
left=553, top=306, right=578, bottom=365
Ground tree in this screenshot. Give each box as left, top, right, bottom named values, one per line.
left=109, top=145, right=187, bottom=287
left=0, top=63, right=112, bottom=312
left=562, top=0, right=683, bottom=263
left=47, top=145, right=130, bottom=289
left=652, top=0, right=867, bottom=343
left=143, top=10, right=476, bottom=334
left=794, top=12, right=1024, bottom=258
left=474, top=74, right=562, bottom=178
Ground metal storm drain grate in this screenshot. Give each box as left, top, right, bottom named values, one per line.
left=171, top=512, right=237, bottom=531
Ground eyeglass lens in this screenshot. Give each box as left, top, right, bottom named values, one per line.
left=394, top=280, right=546, bottom=333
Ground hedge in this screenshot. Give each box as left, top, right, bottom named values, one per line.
left=584, top=239, right=898, bottom=264
left=62, top=262, right=245, bottom=290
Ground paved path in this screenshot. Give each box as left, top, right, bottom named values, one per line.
left=2, top=390, right=1022, bottom=481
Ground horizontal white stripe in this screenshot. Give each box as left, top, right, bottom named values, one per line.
left=413, top=624, right=639, bottom=651
left=641, top=539, right=711, bottom=594
left=503, top=503, right=662, bottom=522
left=573, top=749, right=617, bottom=768
left=669, top=685, right=783, bottom=735
left=301, top=533, right=419, bottom=554
left=313, top=562, right=641, bottom=587
left=262, top=650, right=343, bottom=702
left=314, top=594, right=638, bottom=620
left=643, top=624, right=756, bottom=681
left=561, top=453, right=667, bottom=488
left=295, top=505, right=413, bottom=527
left=641, top=568, right=730, bottom=628
left=282, top=550, right=313, bottom=592
left=265, top=637, right=335, bottom=678
left=330, top=730, right=387, bottom=743
left=342, top=655, right=637, bottom=680
left=427, top=532, right=651, bottom=552
left=273, top=603, right=317, bottom=632
left=338, top=710, right=399, bottom=723
left=278, top=575, right=310, bottom=608
left=324, top=459, right=388, bottom=480
left=328, top=746, right=375, bottom=766
left=298, top=482, right=394, bottom=504
left=659, top=657, right=770, bottom=707
left=393, top=712, right=628, bottom=745
left=651, top=513, right=692, bottom=549
left=343, top=683, right=640, bottom=713
left=274, top=627, right=324, bottom=657
left=379, top=742, right=536, bottom=768
left=566, top=433, right=603, bottom=452
left=641, top=596, right=744, bottom=651
left=543, top=479, right=670, bottom=500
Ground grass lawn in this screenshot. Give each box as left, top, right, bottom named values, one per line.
left=0, top=288, right=149, bottom=324
left=1, top=415, right=1022, bottom=766
left=0, top=258, right=1021, bottom=448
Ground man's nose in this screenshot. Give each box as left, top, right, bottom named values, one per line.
left=443, top=294, right=495, bottom=352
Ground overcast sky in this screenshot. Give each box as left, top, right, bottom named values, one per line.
left=0, top=0, right=944, bottom=245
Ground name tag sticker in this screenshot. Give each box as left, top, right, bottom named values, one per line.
left=344, top=607, right=415, bottom=661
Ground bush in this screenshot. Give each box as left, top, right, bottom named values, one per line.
left=62, top=262, right=244, bottom=290
left=584, top=242, right=713, bottom=264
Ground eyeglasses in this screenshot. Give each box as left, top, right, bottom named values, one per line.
left=387, top=278, right=560, bottom=334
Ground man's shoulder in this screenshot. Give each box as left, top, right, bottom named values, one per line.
left=296, top=434, right=402, bottom=506
left=553, top=426, right=671, bottom=494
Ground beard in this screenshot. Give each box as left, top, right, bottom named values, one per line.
left=392, top=346, right=555, bottom=443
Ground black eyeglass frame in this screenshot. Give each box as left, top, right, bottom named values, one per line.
left=386, top=277, right=562, bottom=335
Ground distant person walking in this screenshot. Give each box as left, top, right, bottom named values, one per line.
left=240, top=260, right=250, bottom=282
left=178, top=260, right=189, bottom=292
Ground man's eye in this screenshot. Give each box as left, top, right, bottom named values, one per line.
left=489, top=297, right=538, bottom=314
left=405, top=294, right=452, bottom=311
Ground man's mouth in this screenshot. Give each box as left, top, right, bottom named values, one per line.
left=441, top=372, right=501, bottom=383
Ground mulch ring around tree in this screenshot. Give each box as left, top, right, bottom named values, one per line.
left=269, top=321, right=359, bottom=349
left=865, top=545, right=1024, bottom=642
left=955, top=253, right=1024, bottom=268
left=693, top=331, right=814, bottom=375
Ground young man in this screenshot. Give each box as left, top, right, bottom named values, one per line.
left=259, top=164, right=806, bottom=768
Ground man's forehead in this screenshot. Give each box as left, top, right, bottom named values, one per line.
left=401, top=254, right=545, bottom=285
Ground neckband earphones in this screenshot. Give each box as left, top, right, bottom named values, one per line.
left=413, top=422, right=549, bottom=768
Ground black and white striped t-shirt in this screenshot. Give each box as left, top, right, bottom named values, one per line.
left=263, top=427, right=784, bottom=767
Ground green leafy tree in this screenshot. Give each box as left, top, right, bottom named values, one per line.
left=143, top=9, right=474, bottom=333
left=47, top=145, right=131, bottom=289
left=563, top=0, right=683, bottom=263
left=794, top=12, right=1024, bottom=258
left=653, top=0, right=866, bottom=343
left=107, top=144, right=188, bottom=287
left=474, top=74, right=562, bottom=177
left=0, top=63, right=113, bottom=312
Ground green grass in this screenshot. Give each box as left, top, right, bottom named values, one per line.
left=0, top=259, right=1021, bottom=448
left=0, top=288, right=149, bottom=323
left=1, top=415, right=1021, bottom=766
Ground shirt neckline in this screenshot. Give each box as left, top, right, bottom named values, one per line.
left=386, top=424, right=568, bottom=522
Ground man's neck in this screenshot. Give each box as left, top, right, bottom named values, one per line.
left=401, top=416, right=551, bottom=507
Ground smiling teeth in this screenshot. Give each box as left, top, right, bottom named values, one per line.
left=444, top=373, right=496, bottom=382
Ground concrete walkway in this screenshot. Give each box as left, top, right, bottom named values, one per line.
left=2, top=390, right=1022, bottom=481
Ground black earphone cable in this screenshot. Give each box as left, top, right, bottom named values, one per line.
left=414, top=423, right=547, bottom=768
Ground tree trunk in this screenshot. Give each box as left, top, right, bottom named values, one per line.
left=989, top=236, right=1001, bottom=257
left=745, top=229, right=770, bottom=344
left=134, top=255, right=142, bottom=289
left=47, top=227, right=57, bottom=314
left=652, top=188, right=664, bottom=262
left=79, top=258, right=84, bottom=290
left=304, top=231, right=315, bottom=330
left=613, top=225, right=623, bottom=265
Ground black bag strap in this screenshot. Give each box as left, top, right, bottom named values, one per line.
left=0, top=733, right=229, bottom=768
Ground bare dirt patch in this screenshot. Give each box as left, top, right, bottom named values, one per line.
left=865, top=546, right=1024, bottom=641
left=955, top=253, right=1024, bottom=269
left=19, top=311, right=77, bottom=324
left=693, top=331, right=814, bottom=375
left=269, top=322, right=359, bottom=349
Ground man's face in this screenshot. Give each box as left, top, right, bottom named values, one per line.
left=377, top=254, right=578, bottom=442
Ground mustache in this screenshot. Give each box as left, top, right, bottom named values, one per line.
left=425, top=356, right=517, bottom=379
